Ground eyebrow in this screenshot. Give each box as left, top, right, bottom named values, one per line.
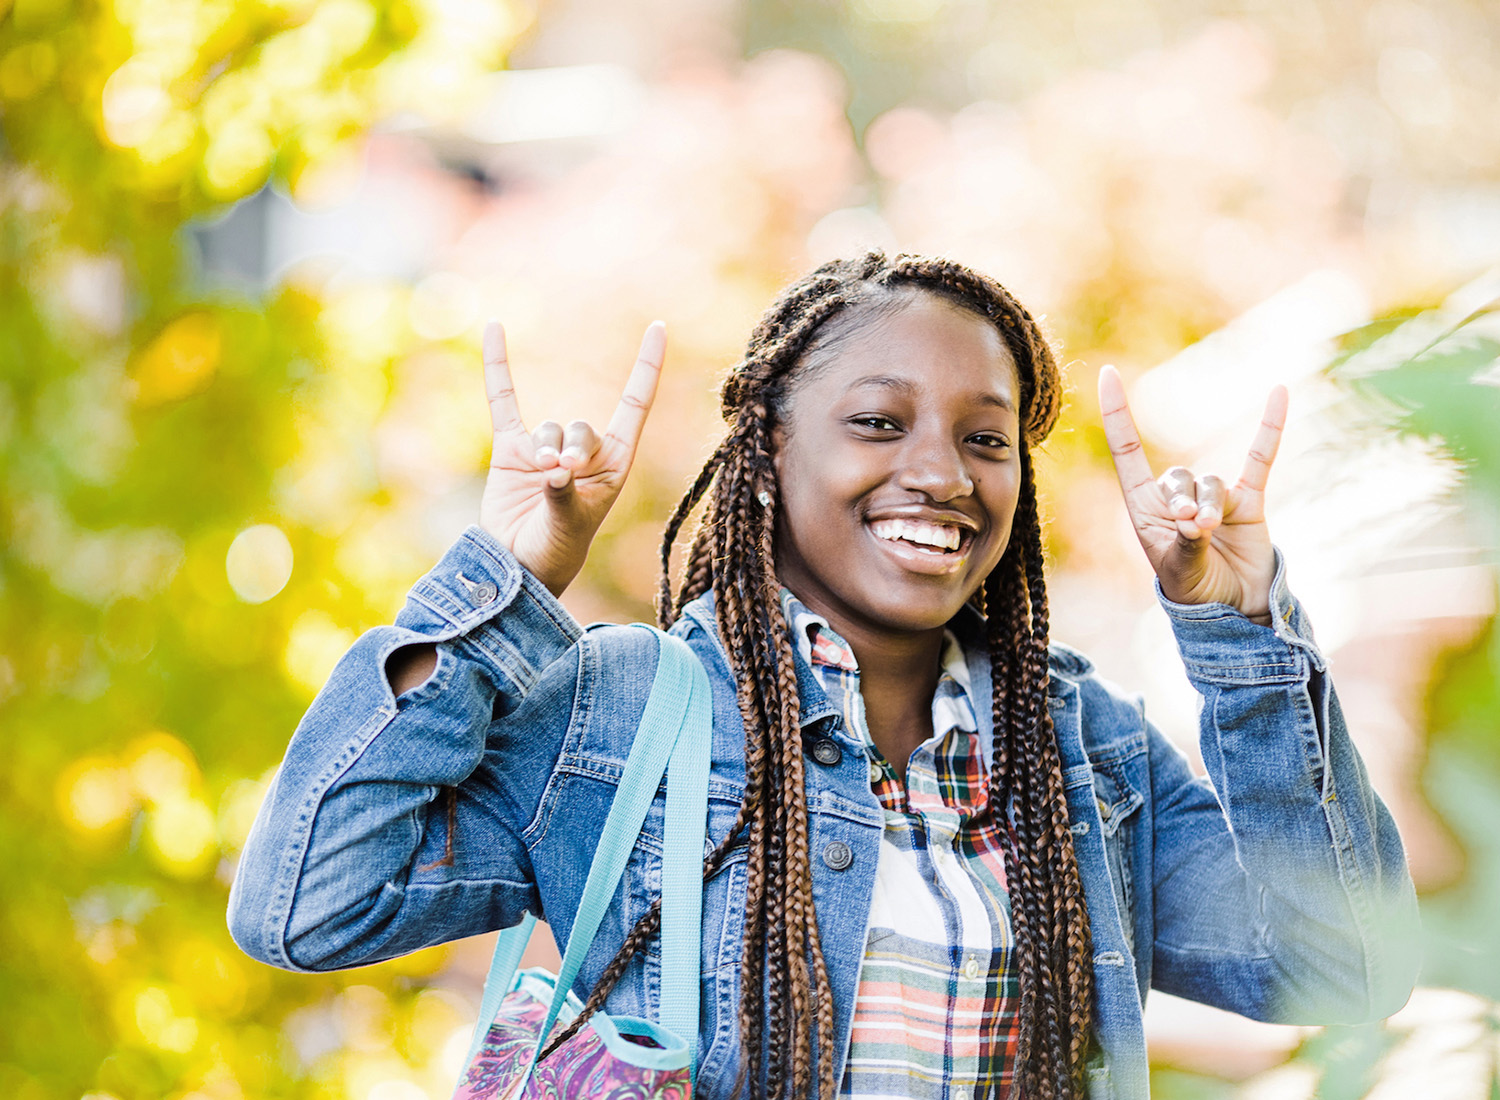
left=848, top=375, right=1017, bottom=413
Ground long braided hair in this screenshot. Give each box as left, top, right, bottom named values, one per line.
left=547, top=252, right=1094, bottom=1099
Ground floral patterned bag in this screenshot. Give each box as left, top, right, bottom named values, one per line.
left=451, top=629, right=711, bottom=1100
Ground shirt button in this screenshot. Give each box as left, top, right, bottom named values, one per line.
left=963, top=956, right=980, bottom=980
left=821, top=841, right=853, bottom=871
left=472, top=581, right=498, bottom=605
left=868, top=761, right=883, bottom=785
left=954, top=1090, right=971, bottom=1100
left=810, top=738, right=842, bottom=766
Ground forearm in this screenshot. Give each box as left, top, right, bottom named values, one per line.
left=1154, top=551, right=1420, bottom=1021
left=227, top=527, right=582, bottom=971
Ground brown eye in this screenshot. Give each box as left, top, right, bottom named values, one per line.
left=969, top=433, right=1011, bottom=451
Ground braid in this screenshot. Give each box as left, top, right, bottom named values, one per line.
left=984, top=452, right=1095, bottom=1099
left=573, top=252, right=1091, bottom=1099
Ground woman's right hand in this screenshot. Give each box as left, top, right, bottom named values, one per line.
left=479, top=320, right=667, bottom=596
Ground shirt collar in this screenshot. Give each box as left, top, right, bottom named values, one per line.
left=779, top=587, right=977, bottom=732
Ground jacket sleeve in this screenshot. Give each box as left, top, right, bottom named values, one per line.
left=1146, top=550, right=1421, bottom=1024
left=227, top=526, right=583, bottom=972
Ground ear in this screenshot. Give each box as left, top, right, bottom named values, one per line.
left=770, top=423, right=786, bottom=481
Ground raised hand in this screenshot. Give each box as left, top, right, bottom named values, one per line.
left=480, top=320, right=667, bottom=596
left=1097, top=365, right=1287, bottom=624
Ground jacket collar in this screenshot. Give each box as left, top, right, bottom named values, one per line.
left=676, top=591, right=1002, bottom=753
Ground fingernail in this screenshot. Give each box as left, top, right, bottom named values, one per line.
left=535, top=447, right=559, bottom=464
left=560, top=447, right=586, bottom=464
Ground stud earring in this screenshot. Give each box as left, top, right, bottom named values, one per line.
left=757, top=490, right=772, bottom=508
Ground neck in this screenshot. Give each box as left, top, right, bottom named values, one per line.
left=817, top=613, right=946, bottom=788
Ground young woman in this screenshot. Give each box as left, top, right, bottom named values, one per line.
left=229, top=253, right=1419, bottom=1100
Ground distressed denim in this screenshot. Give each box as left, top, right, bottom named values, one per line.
left=228, top=526, right=1420, bottom=1099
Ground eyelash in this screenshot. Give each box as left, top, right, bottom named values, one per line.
left=848, top=416, right=1011, bottom=451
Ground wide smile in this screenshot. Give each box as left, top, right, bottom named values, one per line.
left=865, top=517, right=976, bottom=575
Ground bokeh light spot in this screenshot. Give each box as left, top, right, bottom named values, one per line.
left=132, top=312, right=222, bottom=404
left=126, top=731, right=201, bottom=803
left=101, top=61, right=170, bottom=148
left=226, top=524, right=295, bottom=604
left=132, top=985, right=200, bottom=1053
left=56, top=758, right=136, bottom=833
left=202, top=121, right=274, bottom=200
left=145, top=794, right=218, bottom=877
left=284, top=609, right=356, bottom=695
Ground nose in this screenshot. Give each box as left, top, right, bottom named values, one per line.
left=897, top=432, right=973, bottom=501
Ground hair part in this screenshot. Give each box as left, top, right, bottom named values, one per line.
left=563, top=252, right=1091, bottom=1099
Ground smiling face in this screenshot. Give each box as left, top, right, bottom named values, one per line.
left=771, top=291, right=1024, bottom=649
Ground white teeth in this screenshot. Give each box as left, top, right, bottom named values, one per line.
left=869, top=519, right=963, bottom=550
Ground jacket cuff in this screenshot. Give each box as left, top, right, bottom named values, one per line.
left=1156, top=547, right=1327, bottom=685
left=394, top=525, right=582, bottom=691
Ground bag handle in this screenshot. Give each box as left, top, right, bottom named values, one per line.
left=462, top=626, right=711, bottom=1081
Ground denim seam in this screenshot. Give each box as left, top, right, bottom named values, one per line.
left=553, top=758, right=747, bottom=805
left=809, top=790, right=884, bottom=827
left=522, top=642, right=593, bottom=848
left=1181, top=662, right=1306, bottom=685
left=1293, top=689, right=1327, bottom=793
left=1320, top=775, right=1381, bottom=1013
left=268, top=704, right=397, bottom=970
left=514, top=573, right=586, bottom=643
left=1154, top=940, right=1275, bottom=962
left=1081, top=735, right=1149, bottom=768
left=404, top=875, right=535, bottom=891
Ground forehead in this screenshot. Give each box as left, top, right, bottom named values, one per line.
left=795, top=292, right=1020, bottom=399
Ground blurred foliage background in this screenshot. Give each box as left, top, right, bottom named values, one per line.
left=2, top=0, right=1498, bottom=1097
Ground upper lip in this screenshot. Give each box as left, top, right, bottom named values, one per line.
left=863, top=507, right=981, bottom=534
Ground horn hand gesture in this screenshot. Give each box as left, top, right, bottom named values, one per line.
left=479, top=320, right=667, bottom=596
left=1098, top=365, right=1287, bottom=625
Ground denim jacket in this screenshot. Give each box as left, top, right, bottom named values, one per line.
left=228, top=526, right=1420, bottom=1099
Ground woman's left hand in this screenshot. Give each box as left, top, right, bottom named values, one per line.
left=1097, top=365, right=1287, bottom=624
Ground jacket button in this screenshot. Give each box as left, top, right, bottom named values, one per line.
left=821, top=841, right=853, bottom=871
left=472, top=581, right=498, bottom=605
left=810, top=738, right=842, bottom=766
left=1097, top=797, right=1112, bottom=822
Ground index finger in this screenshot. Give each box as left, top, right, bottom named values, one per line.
left=1236, top=384, right=1288, bottom=494
left=1097, top=365, right=1156, bottom=499
left=600, top=321, right=667, bottom=459
left=482, top=321, right=526, bottom=436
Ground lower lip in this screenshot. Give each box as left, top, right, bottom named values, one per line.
left=865, top=526, right=971, bottom=575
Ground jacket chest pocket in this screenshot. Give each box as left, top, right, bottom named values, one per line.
left=1089, top=763, right=1144, bottom=953
left=623, top=810, right=748, bottom=1088
left=623, top=823, right=747, bottom=979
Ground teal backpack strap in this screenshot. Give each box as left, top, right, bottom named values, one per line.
left=520, top=626, right=706, bottom=1078
left=657, top=635, right=712, bottom=1079
left=461, top=626, right=712, bottom=1092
